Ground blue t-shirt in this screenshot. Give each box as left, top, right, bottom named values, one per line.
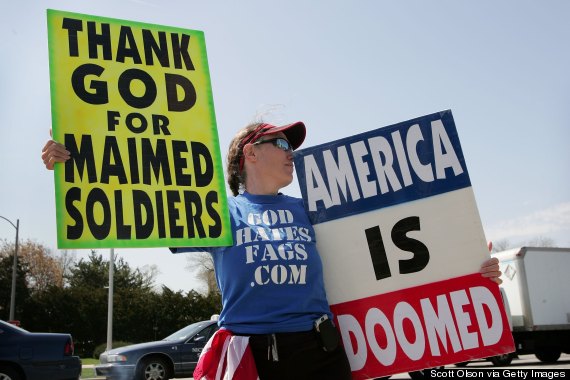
left=176, top=192, right=332, bottom=334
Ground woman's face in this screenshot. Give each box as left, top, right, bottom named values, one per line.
left=251, top=132, right=295, bottom=190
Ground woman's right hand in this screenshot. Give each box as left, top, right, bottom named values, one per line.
left=41, top=139, right=70, bottom=170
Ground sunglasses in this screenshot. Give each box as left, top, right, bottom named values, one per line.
left=252, top=138, right=293, bottom=152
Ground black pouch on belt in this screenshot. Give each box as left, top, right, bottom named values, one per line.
left=314, top=314, right=340, bottom=352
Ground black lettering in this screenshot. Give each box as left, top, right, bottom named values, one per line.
left=86, top=188, right=111, bottom=240
left=61, top=18, right=83, bottom=57
left=87, top=21, right=112, bottom=60
left=191, top=141, right=213, bottom=187
left=133, top=190, right=154, bottom=239
left=173, top=141, right=191, bottom=186
left=165, top=73, right=196, bottom=112
left=141, top=138, right=172, bottom=185
left=365, top=225, right=391, bottom=280
left=155, top=191, right=166, bottom=238
left=71, top=64, right=108, bottom=105
left=118, top=69, right=157, bottom=109
left=206, top=191, right=222, bottom=238
left=116, top=26, right=142, bottom=64
left=167, top=190, right=184, bottom=238
left=107, top=110, right=120, bottom=131
left=65, top=187, right=83, bottom=240
left=64, top=134, right=97, bottom=183
left=392, top=216, right=430, bottom=274
left=171, top=33, right=194, bottom=70
left=127, top=138, right=140, bottom=184
left=114, top=190, right=131, bottom=239
left=101, top=136, right=127, bottom=184
left=152, top=114, right=171, bottom=135
left=183, top=191, right=205, bottom=238
left=125, top=112, right=148, bottom=133
left=142, top=29, right=170, bottom=67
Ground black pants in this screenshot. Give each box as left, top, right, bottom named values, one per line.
left=247, top=330, right=352, bottom=380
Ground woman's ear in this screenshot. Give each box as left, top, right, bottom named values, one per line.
left=242, top=143, right=257, bottom=165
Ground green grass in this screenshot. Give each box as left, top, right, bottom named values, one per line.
left=81, top=367, right=99, bottom=379
left=80, top=358, right=103, bottom=379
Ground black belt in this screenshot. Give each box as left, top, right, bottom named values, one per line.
left=235, top=330, right=316, bottom=362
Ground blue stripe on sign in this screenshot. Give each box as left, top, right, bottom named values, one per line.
left=293, top=110, right=472, bottom=225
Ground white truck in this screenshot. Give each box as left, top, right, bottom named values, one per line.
left=493, top=246, right=570, bottom=364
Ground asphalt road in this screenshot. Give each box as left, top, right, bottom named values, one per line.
left=83, top=353, right=570, bottom=379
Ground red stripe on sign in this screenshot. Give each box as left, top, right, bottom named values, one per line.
left=330, top=273, right=514, bottom=379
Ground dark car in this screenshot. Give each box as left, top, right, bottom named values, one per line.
left=95, top=319, right=219, bottom=380
left=0, top=319, right=82, bottom=380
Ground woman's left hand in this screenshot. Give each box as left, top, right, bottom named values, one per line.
left=480, top=257, right=502, bottom=285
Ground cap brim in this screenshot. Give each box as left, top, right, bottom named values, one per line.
left=261, top=121, right=306, bottom=150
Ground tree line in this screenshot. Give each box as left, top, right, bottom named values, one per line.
left=0, top=239, right=220, bottom=358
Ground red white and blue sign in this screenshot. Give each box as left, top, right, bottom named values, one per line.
left=293, top=110, right=514, bottom=379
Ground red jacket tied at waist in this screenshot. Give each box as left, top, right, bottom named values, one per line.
left=193, top=328, right=259, bottom=380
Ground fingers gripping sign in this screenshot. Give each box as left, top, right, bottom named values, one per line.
left=42, top=139, right=71, bottom=170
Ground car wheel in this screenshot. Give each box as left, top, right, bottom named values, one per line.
left=0, top=366, right=22, bottom=380
left=136, top=357, right=171, bottom=380
left=535, top=348, right=561, bottom=363
left=490, top=353, right=513, bottom=366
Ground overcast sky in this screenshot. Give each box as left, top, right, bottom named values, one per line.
left=1, top=0, right=569, bottom=293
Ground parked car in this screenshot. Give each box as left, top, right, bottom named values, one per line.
left=0, top=319, right=82, bottom=380
left=95, top=318, right=219, bottom=380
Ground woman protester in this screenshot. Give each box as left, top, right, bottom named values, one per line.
left=42, top=121, right=502, bottom=380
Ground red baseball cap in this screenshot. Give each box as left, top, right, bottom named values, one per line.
left=239, top=122, right=306, bottom=172
left=241, top=122, right=306, bottom=150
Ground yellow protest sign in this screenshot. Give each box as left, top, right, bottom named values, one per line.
left=46, top=9, right=232, bottom=249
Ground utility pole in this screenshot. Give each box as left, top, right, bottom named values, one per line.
left=106, top=248, right=114, bottom=351
left=0, top=215, right=19, bottom=321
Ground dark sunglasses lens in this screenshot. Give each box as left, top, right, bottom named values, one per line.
left=275, top=139, right=292, bottom=151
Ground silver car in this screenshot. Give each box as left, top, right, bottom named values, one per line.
left=95, top=319, right=219, bottom=380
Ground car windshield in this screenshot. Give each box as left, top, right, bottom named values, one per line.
left=163, top=321, right=212, bottom=342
